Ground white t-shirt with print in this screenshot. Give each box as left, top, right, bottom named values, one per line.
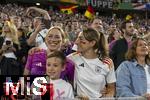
left=68, top=53, right=116, bottom=98
left=50, top=79, right=74, bottom=99
left=32, top=78, right=74, bottom=100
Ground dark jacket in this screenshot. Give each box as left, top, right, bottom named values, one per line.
left=109, top=38, right=128, bottom=70
left=0, top=56, right=23, bottom=97
left=0, top=56, right=22, bottom=75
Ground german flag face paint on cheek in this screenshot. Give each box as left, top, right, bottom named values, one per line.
left=80, top=41, right=86, bottom=44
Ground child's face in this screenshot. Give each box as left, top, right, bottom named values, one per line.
left=46, top=57, right=64, bottom=80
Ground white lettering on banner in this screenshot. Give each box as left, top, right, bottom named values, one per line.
left=4, top=77, right=48, bottom=96
left=97, top=1, right=103, bottom=7
left=86, top=0, right=113, bottom=9
left=108, top=2, right=113, bottom=8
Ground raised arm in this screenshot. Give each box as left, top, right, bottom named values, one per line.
left=26, top=7, right=51, bottom=20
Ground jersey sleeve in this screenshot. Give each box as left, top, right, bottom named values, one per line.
left=25, top=54, right=33, bottom=71
left=66, top=83, right=74, bottom=99
left=106, top=65, right=116, bottom=83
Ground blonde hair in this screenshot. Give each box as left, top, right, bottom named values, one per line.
left=46, top=26, right=66, bottom=42
left=2, top=21, right=19, bottom=45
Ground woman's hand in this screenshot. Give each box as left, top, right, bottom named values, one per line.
left=2, top=45, right=16, bottom=53
left=100, top=87, right=107, bottom=97
left=76, top=95, right=89, bottom=100
left=143, top=93, right=150, bottom=99
left=28, top=47, right=42, bottom=55
left=105, top=83, right=115, bottom=97
left=102, top=57, right=114, bottom=69
left=100, top=83, right=115, bottom=97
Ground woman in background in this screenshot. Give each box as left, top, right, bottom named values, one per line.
left=116, top=37, right=150, bottom=99
left=1, top=21, right=20, bottom=59
left=0, top=21, right=22, bottom=75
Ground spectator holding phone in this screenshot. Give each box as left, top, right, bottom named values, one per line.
left=1, top=21, right=20, bottom=59
left=0, top=21, right=22, bottom=76
left=26, top=7, right=51, bottom=49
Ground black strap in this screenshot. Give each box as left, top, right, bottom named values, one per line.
left=38, top=33, right=45, bottom=42
left=0, top=36, right=4, bottom=49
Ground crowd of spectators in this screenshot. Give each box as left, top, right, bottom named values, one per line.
left=0, top=3, right=150, bottom=100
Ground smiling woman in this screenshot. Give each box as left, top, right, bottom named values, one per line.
left=24, top=26, right=75, bottom=84
left=68, top=27, right=116, bottom=99
left=116, top=37, right=150, bottom=98
left=45, top=26, right=65, bottom=53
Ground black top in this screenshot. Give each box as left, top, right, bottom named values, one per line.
left=109, top=38, right=128, bottom=70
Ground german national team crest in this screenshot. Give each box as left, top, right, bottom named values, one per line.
left=95, top=66, right=101, bottom=73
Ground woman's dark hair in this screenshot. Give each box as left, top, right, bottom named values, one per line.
left=82, top=27, right=109, bottom=59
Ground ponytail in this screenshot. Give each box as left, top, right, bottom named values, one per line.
left=97, top=32, right=109, bottom=60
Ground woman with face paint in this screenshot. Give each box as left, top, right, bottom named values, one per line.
left=24, top=26, right=75, bottom=84
left=68, top=27, right=116, bottom=99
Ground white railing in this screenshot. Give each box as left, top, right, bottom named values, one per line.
left=61, top=97, right=146, bottom=100
left=0, top=96, right=147, bottom=100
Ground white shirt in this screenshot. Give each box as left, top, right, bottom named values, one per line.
left=36, top=29, right=48, bottom=49
left=68, top=53, right=116, bottom=98
left=50, top=79, right=74, bottom=99
left=144, top=65, right=150, bottom=93
left=72, top=44, right=77, bottom=51
left=32, top=78, right=74, bottom=100
left=3, top=37, right=17, bottom=59
left=4, top=52, right=17, bottom=59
